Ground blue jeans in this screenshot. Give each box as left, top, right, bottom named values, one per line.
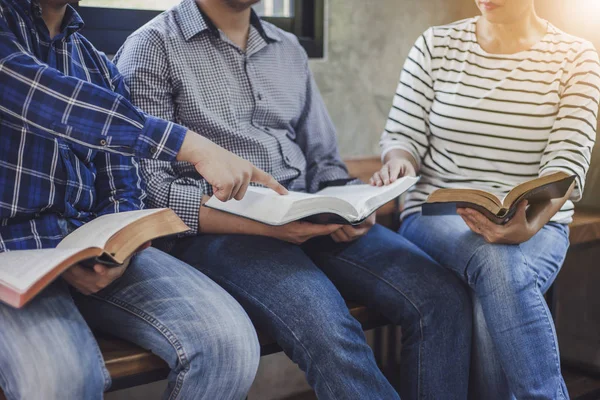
left=400, top=214, right=570, bottom=400
left=0, top=248, right=259, bottom=400
left=172, top=224, right=473, bottom=400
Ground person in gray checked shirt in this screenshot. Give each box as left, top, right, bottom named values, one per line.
left=115, top=0, right=473, bottom=398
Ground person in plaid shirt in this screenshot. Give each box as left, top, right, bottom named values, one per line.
left=0, top=1, right=287, bottom=398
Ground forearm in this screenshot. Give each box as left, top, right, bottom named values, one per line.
left=94, top=153, right=145, bottom=215
left=198, top=196, right=275, bottom=236
left=0, top=29, right=185, bottom=160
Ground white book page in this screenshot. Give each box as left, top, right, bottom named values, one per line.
left=205, top=178, right=419, bottom=225
left=57, top=209, right=165, bottom=250
left=317, top=177, right=419, bottom=217
left=0, top=248, right=84, bottom=292
left=205, top=188, right=299, bottom=225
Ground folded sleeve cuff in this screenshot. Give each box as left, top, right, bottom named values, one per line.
left=135, top=115, right=187, bottom=161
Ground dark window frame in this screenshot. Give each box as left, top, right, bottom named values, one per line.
left=75, top=0, right=325, bottom=58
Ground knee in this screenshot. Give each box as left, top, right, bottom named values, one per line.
left=185, top=301, right=260, bottom=391
left=417, top=273, right=472, bottom=329
left=468, top=244, right=532, bottom=294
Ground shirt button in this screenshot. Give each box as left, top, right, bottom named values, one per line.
left=99, top=139, right=107, bottom=146
left=284, top=156, right=291, bottom=163
left=257, top=93, right=263, bottom=101
left=150, top=147, right=158, bottom=155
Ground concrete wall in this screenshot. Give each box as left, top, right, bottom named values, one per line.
left=310, top=0, right=478, bottom=157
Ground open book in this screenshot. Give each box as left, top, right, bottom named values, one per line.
left=422, top=172, right=576, bottom=224
left=204, top=176, right=419, bottom=226
left=0, top=209, right=189, bottom=308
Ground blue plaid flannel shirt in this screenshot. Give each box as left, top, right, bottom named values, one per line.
left=0, top=0, right=188, bottom=251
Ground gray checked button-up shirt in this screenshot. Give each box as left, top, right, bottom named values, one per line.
left=115, top=0, right=351, bottom=233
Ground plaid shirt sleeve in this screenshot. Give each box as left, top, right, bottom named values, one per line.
left=0, top=13, right=186, bottom=161
left=115, top=33, right=203, bottom=233
left=294, top=52, right=353, bottom=192
left=93, top=58, right=147, bottom=216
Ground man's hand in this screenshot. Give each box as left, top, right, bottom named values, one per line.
left=330, top=213, right=376, bottom=243
left=63, top=242, right=151, bottom=295
left=457, top=201, right=538, bottom=245
left=271, top=221, right=343, bottom=245
left=177, top=131, right=288, bottom=201
left=370, top=149, right=418, bottom=187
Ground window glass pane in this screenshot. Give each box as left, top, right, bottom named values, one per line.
left=81, top=0, right=295, bottom=16
left=253, top=0, right=294, bottom=17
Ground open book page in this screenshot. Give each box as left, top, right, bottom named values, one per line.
left=316, top=177, right=420, bottom=219
left=204, top=188, right=312, bottom=225
left=0, top=248, right=86, bottom=292
left=205, top=177, right=419, bottom=225
left=56, top=209, right=165, bottom=251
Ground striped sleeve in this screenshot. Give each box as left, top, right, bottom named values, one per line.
left=380, top=29, right=434, bottom=168
left=539, top=42, right=600, bottom=201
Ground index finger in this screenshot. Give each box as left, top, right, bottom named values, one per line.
left=251, top=167, right=289, bottom=195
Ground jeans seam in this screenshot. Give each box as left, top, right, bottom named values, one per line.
left=321, top=253, right=425, bottom=400
left=90, top=328, right=113, bottom=391
left=524, top=244, right=566, bottom=400
left=89, top=294, right=190, bottom=400
left=197, top=272, right=340, bottom=400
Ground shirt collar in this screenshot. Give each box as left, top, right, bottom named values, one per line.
left=176, top=0, right=281, bottom=43
left=26, top=0, right=85, bottom=37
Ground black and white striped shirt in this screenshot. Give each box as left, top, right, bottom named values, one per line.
left=381, top=17, right=600, bottom=223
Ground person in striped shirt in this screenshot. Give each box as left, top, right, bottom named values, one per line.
left=372, top=0, right=600, bottom=398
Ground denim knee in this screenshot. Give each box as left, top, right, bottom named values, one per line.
left=179, top=300, right=260, bottom=397
left=467, top=243, right=533, bottom=295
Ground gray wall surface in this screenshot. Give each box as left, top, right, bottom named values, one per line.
left=309, top=0, right=478, bottom=158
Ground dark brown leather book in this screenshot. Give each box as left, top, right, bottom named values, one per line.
left=422, top=172, right=576, bottom=224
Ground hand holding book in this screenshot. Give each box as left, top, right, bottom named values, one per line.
left=0, top=209, right=190, bottom=308
left=63, top=242, right=151, bottom=295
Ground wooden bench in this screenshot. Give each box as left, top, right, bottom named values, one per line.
left=1, top=156, right=600, bottom=398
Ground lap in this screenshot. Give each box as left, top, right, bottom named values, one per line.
left=303, top=224, right=471, bottom=315
left=74, top=247, right=255, bottom=369
left=400, top=214, right=570, bottom=290
left=172, top=227, right=469, bottom=328
left=171, top=234, right=351, bottom=321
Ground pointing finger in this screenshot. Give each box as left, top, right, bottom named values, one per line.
left=252, top=167, right=288, bottom=195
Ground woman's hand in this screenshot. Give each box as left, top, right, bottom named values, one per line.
left=370, top=150, right=418, bottom=186
left=63, top=242, right=151, bottom=295
left=458, top=202, right=538, bottom=244
left=458, top=179, right=575, bottom=245
left=330, top=213, right=376, bottom=243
